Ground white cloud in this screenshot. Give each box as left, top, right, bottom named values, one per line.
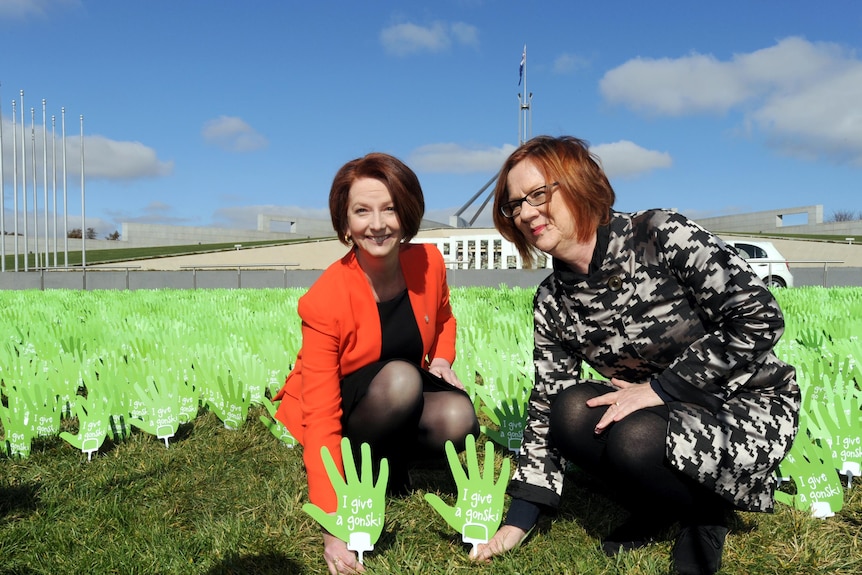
left=0, top=117, right=173, bottom=181
left=82, top=136, right=174, bottom=179
left=408, top=142, right=516, bottom=173
left=590, top=141, right=673, bottom=178
left=752, top=66, right=862, bottom=164
left=0, top=0, right=79, bottom=19
left=106, top=201, right=192, bottom=226
left=553, top=53, right=589, bottom=75
left=407, top=140, right=670, bottom=180
left=600, top=53, right=752, bottom=115
left=599, top=37, right=862, bottom=164
left=449, top=22, right=479, bottom=46
left=201, top=115, right=268, bottom=152
left=380, top=20, right=478, bottom=56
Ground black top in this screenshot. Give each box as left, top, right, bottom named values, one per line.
left=377, top=288, right=423, bottom=363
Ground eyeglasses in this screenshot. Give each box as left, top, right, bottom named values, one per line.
left=499, top=182, right=558, bottom=218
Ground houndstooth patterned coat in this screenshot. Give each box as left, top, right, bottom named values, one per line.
left=508, top=209, right=799, bottom=513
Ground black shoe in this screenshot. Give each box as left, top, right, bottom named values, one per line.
left=601, top=515, right=672, bottom=556
left=672, top=524, right=728, bottom=575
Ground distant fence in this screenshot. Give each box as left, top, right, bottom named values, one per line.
left=1, top=235, right=860, bottom=290
left=1, top=265, right=860, bottom=291
left=762, top=260, right=844, bottom=289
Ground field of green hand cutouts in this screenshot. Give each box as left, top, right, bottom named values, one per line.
left=1, top=287, right=861, bottom=575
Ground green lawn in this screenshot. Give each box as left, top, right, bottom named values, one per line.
left=1, top=287, right=861, bottom=575
left=1, top=407, right=859, bottom=575
left=1, top=237, right=317, bottom=270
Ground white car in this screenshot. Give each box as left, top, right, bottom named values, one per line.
left=723, top=239, right=794, bottom=288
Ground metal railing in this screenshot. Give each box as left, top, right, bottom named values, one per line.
left=178, top=264, right=299, bottom=289
left=5, top=259, right=854, bottom=291
left=760, top=260, right=844, bottom=287
left=33, top=265, right=143, bottom=290
left=26, top=264, right=300, bottom=290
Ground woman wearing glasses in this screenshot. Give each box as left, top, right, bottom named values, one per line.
left=473, top=136, right=798, bottom=575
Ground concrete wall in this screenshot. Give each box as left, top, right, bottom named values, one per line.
left=116, top=218, right=448, bottom=248
left=1, top=266, right=858, bottom=291
left=119, top=223, right=307, bottom=248
left=718, top=235, right=861, bottom=269
left=697, top=205, right=862, bottom=236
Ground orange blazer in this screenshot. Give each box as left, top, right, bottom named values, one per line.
left=274, top=242, right=457, bottom=512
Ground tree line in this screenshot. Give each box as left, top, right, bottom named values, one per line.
left=830, top=210, right=862, bottom=222
left=66, top=228, right=121, bottom=240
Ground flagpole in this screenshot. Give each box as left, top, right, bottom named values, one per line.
left=518, top=45, right=532, bottom=146
left=62, top=107, right=68, bottom=266
left=0, top=84, right=6, bottom=272
left=522, top=45, right=527, bottom=144
left=452, top=44, right=534, bottom=229
left=21, top=91, right=28, bottom=271
left=80, top=114, right=85, bottom=269
left=43, top=99, right=49, bottom=269
left=32, top=106, right=39, bottom=269
left=52, top=115, right=57, bottom=267
left=12, top=100, right=19, bottom=272
left=518, top=44, right=527, bottom=146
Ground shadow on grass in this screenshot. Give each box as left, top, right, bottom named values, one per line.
left=0, top=481, right=39, bottom=518
left=204, top=552, right=305, bottom=575
left=556, top=468, right=640, bottom=540
left=556, top=468, right=755, bottom=546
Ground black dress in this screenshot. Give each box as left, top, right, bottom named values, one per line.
left=340, top=288, right=457, bottom=423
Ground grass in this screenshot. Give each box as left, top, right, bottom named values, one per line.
left=1, top=288, right=861, bottom=574
left=1, top=237, right=320, bottom=270
left=1, top=406, right=860, bottom=575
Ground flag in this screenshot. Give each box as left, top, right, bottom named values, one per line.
left=518, top=45, right=526, bottom=85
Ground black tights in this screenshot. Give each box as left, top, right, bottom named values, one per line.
left=549, top=382, right=728, bottom=525
left=344, top=360, right=479, bottom=472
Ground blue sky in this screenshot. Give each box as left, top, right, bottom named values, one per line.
left=1, top=0, right=860, bottom=238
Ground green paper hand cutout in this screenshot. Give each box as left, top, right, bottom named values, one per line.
left=206, top=373, right=251, bottom=430
left=222, top=346, right=269, bottom=405
left=18, top=380, right=60, bottom=438
left=776, top=417, right=844, bottom=518
left=267, top=370, right=286, bottom=400
left=129, top=376, right=181, bottom=447
left=53, top=349, right=86, bottom=417
left=302, top=438, right=388, bottom=564
left=800, top=357, right=862, bottom=487
left=177, top=378, right=201, bottom=424
left=100, top=357, right=164, bottom=442
left=101, top=372, right=133, bottom=443
left=0, top=387, right=35, bottom=458
left=259, top=398, right=298, bottom=447
left=795, top=325, right=825, bottom=349
left=476, top=373, right=530, bottom=453
left=60, top=389, right=111, bottom=461
left=424, top=434, right=511, bottom=555
left=480, top=396, right=528, bottom=454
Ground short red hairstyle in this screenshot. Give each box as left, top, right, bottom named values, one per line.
left=492, top=136, right=615, bottom=267
left=329, top=153, right=425, bottom=245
